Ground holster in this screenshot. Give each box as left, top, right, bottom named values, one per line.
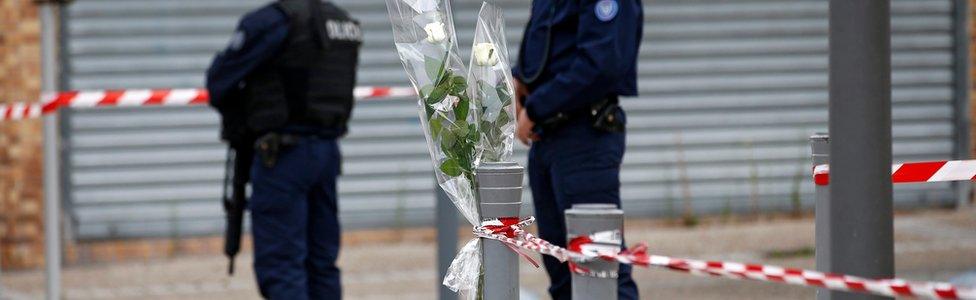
left=254, top=133, right=302, bottom=168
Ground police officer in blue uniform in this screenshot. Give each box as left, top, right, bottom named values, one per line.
left=206, top=0, right=362, bottom=299
left=513, top=0, right=643, bottom=299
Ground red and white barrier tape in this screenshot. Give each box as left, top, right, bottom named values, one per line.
left=475, top=218, right=976, bottom=300
left=647, top=254, right=975, bottom=299
left=814, top=160, right=976, bottom=186
left=0, top=102, right=43, bottom=120
left=0, top=86, right=415, bottom=122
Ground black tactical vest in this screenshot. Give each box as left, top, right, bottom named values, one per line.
left=243, top=0, right=362, bottom=136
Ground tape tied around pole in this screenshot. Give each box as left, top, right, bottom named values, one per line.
left=476, top=217, right=541, bottom=268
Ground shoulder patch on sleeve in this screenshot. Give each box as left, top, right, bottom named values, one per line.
left=595, top=0, right=619, bottom=22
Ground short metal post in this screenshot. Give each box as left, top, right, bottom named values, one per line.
left=566, top=204, right=623, bottom=300
left=476, top=162, right=523, bottom=300
left=43, top=115, right=61, bottom=300
left=436, top=184, right=459, bottom=300
left=811, top=134, right=831, bottom=300
left=40, top=3, right=62, bottom=300
left=829, top=1, right=895, bottom=299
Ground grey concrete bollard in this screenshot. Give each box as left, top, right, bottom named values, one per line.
left=566, top=204, right=624, bottom=300
left=476, top=161, right=524, bottom=300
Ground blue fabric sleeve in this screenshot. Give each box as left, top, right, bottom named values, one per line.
left=206, top=5, right=289, bottom=109
left=524, top=0, right=639, bottom=122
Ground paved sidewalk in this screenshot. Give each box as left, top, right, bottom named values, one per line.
left=2, top=209, right=975, bottom=299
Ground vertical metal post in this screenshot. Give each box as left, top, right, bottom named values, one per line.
left=476, top=162, right=523, bottom=300
left=436, top=184, right=459, bottom=300
left=829, top=1, right=894, bottom=299
left=566, top=204, right=623, bottom=300
left=952, top=0, right=972, bottom=209
left=0, top=224, right=4, bottom=299
left=41, top=3, right=62, bottom=300
left=811, top=134, right=831, bottom=300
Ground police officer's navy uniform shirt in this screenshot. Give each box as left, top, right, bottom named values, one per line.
left=206, top=4, right=289, bottom=109
left=515, top=0, right=643, bottom=123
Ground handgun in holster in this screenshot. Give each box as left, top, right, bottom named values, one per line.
left=254, top=133, right=302, bottom=168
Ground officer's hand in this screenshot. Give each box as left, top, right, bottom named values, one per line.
left=514, top=79, right=529, bottom=108
left=517, top=109, right=539, bottom=146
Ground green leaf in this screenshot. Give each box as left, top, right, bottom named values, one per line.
left=440, top=159, right=462, bottom=177
left=454, top=95, right=469, bottom=121
left=449, top=75, right=468, bottom=95
left=495, top=111, right=511, bottom=128
left=425, top=56, right=445, bottom=83
left=440, top=125, right=458, bottom=150
left=467, top=123, right=480, bottom=142
left=430, top=117, right=443, bottom=137
left=426, top=85, right=449, bottom=105
left=420, top=85, right=434, bottom=98
left=496, top=86, right=512, bottom=106
left=454, top=122, right=469, bottom=138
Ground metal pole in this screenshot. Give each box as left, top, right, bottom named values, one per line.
left=811, top=134, right=831, bottom=300
left=566, top=204, right=623, bottom=300
left=41, top=3, right=62, bottom=300
left=0, top=224, right=4, bottom=299
left=476, top=162, right=523, bottom=300
left=952, top=0, right=972, bottom=209
left=828, top=1, right=894, bottom=299
left=436, top=184, right=459, bottom=300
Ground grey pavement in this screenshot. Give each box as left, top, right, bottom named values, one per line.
left=1, top=209, right=975, bottom=299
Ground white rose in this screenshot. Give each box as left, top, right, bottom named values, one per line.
left=473, top=43, right=499, bottom=66
left=425, top=22, right=447, bottom=43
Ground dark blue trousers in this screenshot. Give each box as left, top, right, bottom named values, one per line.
left=528, top=120, right=639, bottom=300
left=250, top=137, right=342, bottom=300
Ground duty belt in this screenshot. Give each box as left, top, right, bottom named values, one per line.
left=537, top=95, right=624, bottom=133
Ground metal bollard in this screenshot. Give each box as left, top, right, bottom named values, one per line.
left=476, top=162, right=523, bottom=300
left=566, top=204, right=623, bottom=300
left=811, top=134, right=831, bottom=300
left=436, top=184, right=459, bottom=300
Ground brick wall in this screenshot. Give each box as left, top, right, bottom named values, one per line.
left=0, top=0, right=45, bottom=269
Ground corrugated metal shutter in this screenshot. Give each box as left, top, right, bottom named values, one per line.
left=62, top=0, right=958, bottom=240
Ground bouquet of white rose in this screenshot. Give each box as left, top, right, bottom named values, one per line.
left=468, top=4, right=516, bottom=164
left=385, top=0, right=517, bottom=298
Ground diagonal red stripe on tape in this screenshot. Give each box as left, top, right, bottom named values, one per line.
left=98, top=90, right=125, bottom=106
left=846, top=281, right=867, bottom=292
left=815, top=173, right=830, bottom=185
left=935, top=288, right=958, bottom=299
left=370, top=87, right=391, bottom=98
left=805, top=278, right=826, bottom=287
left=43, top=91, right=77, bottom=113
left=890, top=283, right=914, bottom=296
left=143, top=90, right=172, bottom=105
left=191, top=89, right=210, bottom=104
left=784, top=268, right=804, bottom=276
left=892, top=161, right=946, bottom=183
